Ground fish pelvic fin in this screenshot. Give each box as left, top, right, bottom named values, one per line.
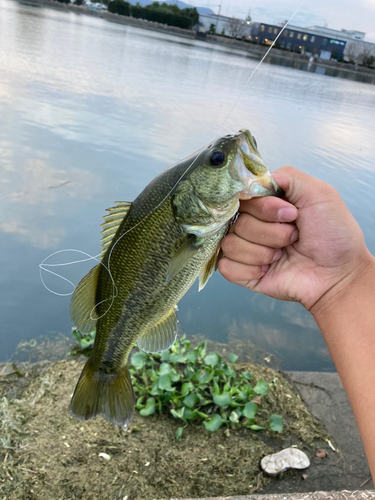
left=70, top=263, right=100, bottom=333
left=137, top=306, right=178, bottom=353
left=166, top=236, right=199, bottom=283
left=70, top=359, right=135, bottom=426
left=198, top=245, right=221, bottom=292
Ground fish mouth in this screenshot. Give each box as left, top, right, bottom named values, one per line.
left=234, top=133, right=284, bottom=200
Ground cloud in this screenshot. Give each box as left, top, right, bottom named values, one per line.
left=0, top=220, right=65, bottom=249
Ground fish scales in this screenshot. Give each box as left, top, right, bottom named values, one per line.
left=69, top=130, right=283, bottom=426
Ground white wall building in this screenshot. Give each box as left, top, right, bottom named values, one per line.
left=199, top=12, right=251, bottom=38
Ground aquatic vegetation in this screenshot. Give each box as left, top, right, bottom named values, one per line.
left=130, top=335, right=283, bottom=439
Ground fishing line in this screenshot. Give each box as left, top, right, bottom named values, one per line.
left=40, top=0, right=306, bottom=318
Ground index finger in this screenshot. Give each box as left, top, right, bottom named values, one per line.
left=239, top=195, right=298, bottom=223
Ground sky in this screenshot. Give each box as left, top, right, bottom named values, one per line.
left=189, top=0, right=375, bottom=42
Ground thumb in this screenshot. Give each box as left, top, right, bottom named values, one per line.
left=272, top=166, right=330, bottom=208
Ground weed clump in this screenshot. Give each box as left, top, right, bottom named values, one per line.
left=130, top=336, right=283, bottom=439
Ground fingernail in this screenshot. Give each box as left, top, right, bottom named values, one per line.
left=262, top=265, right=270, bottom=272
left=278, top=207, right=296, bottom=222
left=291, top=229, right=299, bottom=243
left=272, top=249, right=282, bottom=262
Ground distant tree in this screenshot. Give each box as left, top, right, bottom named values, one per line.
left=108, top=0, right=131, bottom=15
left=226, top=17, right=247, bottom=38
left=74, top=0, right=83, bottom=5
left=358, top=45, right=375, bottom=67
left=345, top=42, right=360, bottom=64
left=245, top=10, right=251, bottom=23
left=208, top=23, right=216, bottom=35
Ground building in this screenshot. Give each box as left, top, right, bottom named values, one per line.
left=306, top=26, right=375, bottom=63
left=250, top=22, right=346, bottom=60
left=199, top=12, right=251, bottom=38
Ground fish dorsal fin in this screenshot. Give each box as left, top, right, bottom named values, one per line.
left=70, top=263, right=101, bottom=333
left=137, top=306, right=178, bottom=353
left=198, top=246, right=221, bottom=292
left=166, top=236, right=199, bottom=283
left=100, top=201, right=132, bottom=258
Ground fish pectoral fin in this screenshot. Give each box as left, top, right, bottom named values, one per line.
left=166, top=236, right=199, bottom=282
left=100, top=201, right=132, bottom=258
left=198, top=245, right=221, bottom=292
left=70, top=263, right=100, bottom=333
left=137, top=306, right=178, bottom=353
left=70, top=360, right=135, bottom=426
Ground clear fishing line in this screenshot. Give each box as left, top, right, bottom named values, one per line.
left=40, top=0, right=306, bottom=316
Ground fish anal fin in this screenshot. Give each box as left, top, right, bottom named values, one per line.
left=166, top=236, right=198, bottom=283
left=70, top=264, right=100, bottom=333
left=198, top=246, right=220, bottom=292
left=137, top=306, right=178, bottom=353
left=100, top=201, right=132, bottom=258
left=70, top=360, right=135, bottom=426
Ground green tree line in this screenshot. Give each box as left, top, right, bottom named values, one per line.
left=107, top=1, right=199, bottom=30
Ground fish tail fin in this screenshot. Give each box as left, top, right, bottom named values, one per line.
left=70, top=359, right=135, bottom=426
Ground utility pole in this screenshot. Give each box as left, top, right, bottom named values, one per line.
left=214, top=3, right=222, bottom=35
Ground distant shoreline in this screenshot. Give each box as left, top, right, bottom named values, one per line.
left=20, top=0, right=375, bottom=79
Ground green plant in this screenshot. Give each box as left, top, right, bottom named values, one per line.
left=69, top=328, right=96, bottom=358
left=130, top=336, right=282, bottom=439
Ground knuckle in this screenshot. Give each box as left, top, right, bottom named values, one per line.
left=234, top=213, right=252, bottom=237
left=221, top=233, right=237, bottom=256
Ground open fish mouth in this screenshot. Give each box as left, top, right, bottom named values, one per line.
left=234, top=131, right=284, bottom=200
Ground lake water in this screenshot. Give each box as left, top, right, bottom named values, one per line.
left=1, top=0, right=375, bottom=371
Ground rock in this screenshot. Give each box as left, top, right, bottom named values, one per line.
left=261, top=448, right=310, bottom=476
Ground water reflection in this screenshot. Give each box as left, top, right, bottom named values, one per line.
left=0, top=0, right=374, bottom=371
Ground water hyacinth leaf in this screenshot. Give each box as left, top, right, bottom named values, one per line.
left=169, top=353, right=185, bottom=364
left=228, top=353, right=239, bottom=363
left=241, top=371, right=252, bottom=380
left=183, top=392, right=199, bottom=408
left=158, top=363, right=173, bottom=375
left=249, top=424, right=266, bottom=431
left=196, top=370, right=213, bottom=385
left=238, top=390, right=248, bottom=401
left=131, top=352, right=145, bottom=370
left=181, top=382, right=193, bottom=397
left=243, top=402, right=257, bottom=419
left=213, top=392, right=232, bottom=407
left=171, top=407, right=185, bottom=421
left=139, top=398, right=155, bottom=416
left=269, top=414, right=283, bottom=432
left=158, top=374, right=174, bottom=391
left=160, top=350, right=170, bottom=361
left=198, top=342, right=207, bottom=359
left=203, top=414, right=222, bottom=432
left=254, top=379, right=268, bottom=396
left=150, top=380, right=162, bottom=396
left=186, top=351, right=197, bottom=363
left=184, top=408, right=194, bottom=420
left=204, top=353, right=219, bottom=367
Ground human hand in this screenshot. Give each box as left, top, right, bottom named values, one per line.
left=218, top=166, right=374, bottom=313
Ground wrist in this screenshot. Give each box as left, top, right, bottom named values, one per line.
left=310, top=253, right=375, bottom=321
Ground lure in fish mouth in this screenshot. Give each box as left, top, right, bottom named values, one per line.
left=69, top=129, right=283, bottom=427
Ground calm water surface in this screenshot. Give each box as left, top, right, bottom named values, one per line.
left=1, top=0, right=375, bottom=370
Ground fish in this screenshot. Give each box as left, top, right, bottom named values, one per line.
left=69, top=129, right=283, bottom=426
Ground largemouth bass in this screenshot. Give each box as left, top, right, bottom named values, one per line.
left=70, top=129, right=283, bottom=426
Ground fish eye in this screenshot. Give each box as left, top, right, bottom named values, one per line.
left=210, top=151, right=225, bottom=167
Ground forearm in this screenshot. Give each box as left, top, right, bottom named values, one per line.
left=312, top=256, right=375, bottom=478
